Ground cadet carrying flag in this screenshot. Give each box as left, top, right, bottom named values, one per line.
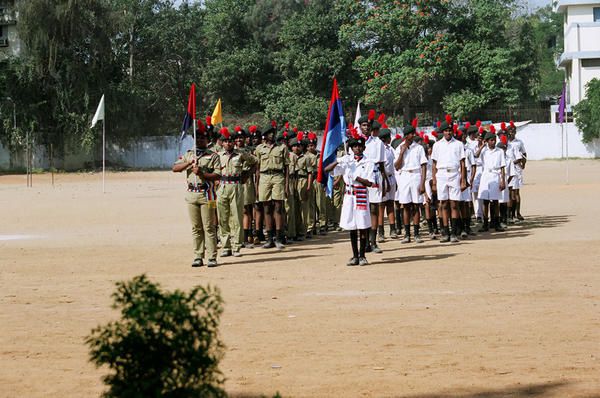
left=211, top=98, right=223, bottom=125
left=180, top=83, right=196, bottom=141
left=317, top=78, right=346, bottom=196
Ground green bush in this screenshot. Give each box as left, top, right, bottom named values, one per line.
left=574, top=78, right=600, bottom=144
left=86, top=275, right=226, bottom=398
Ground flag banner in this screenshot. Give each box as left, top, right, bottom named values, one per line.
left=353, top=101, right=361, bottom=129
left=558, top=82, right=566, bottom=124
left=317, top=78, right=346, bottom=197
left=180, top=83, right=196, bottom=140
left=91, top=95, right=105, bottom=128
left=211, top=98, right=223, bottom=126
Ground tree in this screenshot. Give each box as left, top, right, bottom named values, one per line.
left=86, top=275, right=226, bottom=398
left=574, top=78, right=600, bottom=144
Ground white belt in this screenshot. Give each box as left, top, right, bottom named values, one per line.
left=401, top=169, right=421, bottom=174
left=439, top=168, right=458, bottom=173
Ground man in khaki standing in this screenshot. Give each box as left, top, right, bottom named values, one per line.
left=172, top=123, right=221, bottom=267
left=217, top=127, right=257, bottom=257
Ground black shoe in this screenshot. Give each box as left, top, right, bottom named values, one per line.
left=371, top=244, right=383, bottom=254
left=207, top=259, right=218, bottom=267
left=191, top=258, right=204, bottom=267
left=495, top=225, right=505, bottom=232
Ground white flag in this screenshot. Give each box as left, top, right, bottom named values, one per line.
left=353, top=101, right=361, bottom=129
left=91, top=95, right=105, bottom=128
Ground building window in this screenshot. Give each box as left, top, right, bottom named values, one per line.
left=594, top=7, right=600, bottom=22
left=0, top=26, right=5, bottom=39
left=582, top=58, right=600, bottom=68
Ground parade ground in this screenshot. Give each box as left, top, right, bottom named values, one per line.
left=1, top=160, right=600, bottom=398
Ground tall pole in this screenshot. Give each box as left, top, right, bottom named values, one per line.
left=193, top=119, right=197, bottom=185
left=565, top=120, right=569, bottom=185
left=102, top=118, right=106, bottom=194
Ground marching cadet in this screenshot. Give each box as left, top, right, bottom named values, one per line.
left=394, top=120, right=427, bottom=244
left=378, top=127, right=397, bottom=240
left=476, top=130, right=506, bottom=232
left=324, top=132, right=375, bottom=266
left=507, top=121, right=526, bottom=221
left=216, top=127, right=257, bottom=257
left=497, top=134, right=515, bottom=227
left=431, top=115, right=467, bottom=243
left=305, top=134, right=319, bottom=238
left=172, top=121, right=221, bottom=267
left=422, top=135, right=439, bottom=239
left=248, top=126, right=266, bottom=244
left=255, top=121, right=289, bottom=249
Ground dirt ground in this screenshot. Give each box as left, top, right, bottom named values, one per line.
left=1, top=160, right=600, bottom=398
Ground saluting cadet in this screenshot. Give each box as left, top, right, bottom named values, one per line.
left=216, top=127, right=257, bottom=257
left=324, top=132, right=375, bottom=266
left=255, top=122, right=289, bottom=249
left=394, top=120, right=427, bottom=244
left=431, top=115, right=467, bottom=243
left=378, top=127, right=397, bottom=240
left=476, top=130, right=506, bottom=232
left=172, top=121, right=221, bottom=268
left=507, top=121, right=526, bottom=221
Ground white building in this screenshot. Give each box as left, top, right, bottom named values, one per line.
left=0, top=0, right=20, bottom=59
left=556, top=0, right=600, bottom=107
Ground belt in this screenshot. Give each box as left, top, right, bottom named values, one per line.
left=485, top=168, right=501, bottom=173
left=440, top=168, right=458, bottom=173
left=261, top=169, right=284, bottom=175
left=187, top=182, right=208, bottom=192
left=402, top=169, right=421, bottom=174
left=220, top=175, right=242, bottom=183
left=297, top=173, right=308, bottom=179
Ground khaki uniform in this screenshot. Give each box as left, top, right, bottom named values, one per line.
left=310, top=150, right=328, bottom=230
left=304, top=151, right=318, bottom=233
left=330, top=147, right=346, bottom=225
left=240, top=146, right=257, bottom=206
left=176, top=149, right=221, bottom=261
left=256, top=142, right=289, bottom=202
left=296, top=152, right=315, bottom=237
left=286, top=152, right=299, bottom=238
left=216, top=149, right=257, bottom=252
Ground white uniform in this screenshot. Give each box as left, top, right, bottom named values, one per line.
left=394, top=142, right=428, bottom=204
left=424, top=158, right=433, bottom=202
left=508, top=140, right=524, bottom=189
left=364, top=136, right=386, bottom=203
left=478, top=146, right=506, bottom=201
left=333, top=154, right=375, bottom=230
left=460, top=146, right=476, bottom=201
left=500, top=151, right=516, bottom=204
left=383, top=143, right=396, bottom=201
left=431, top=137, right=465, bottom=201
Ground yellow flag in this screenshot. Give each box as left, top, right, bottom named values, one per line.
left=211, top=98, right=223, bottom=125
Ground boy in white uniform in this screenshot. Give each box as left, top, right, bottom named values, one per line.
left=507, top=121, right=526, bottom=221
left=325, top=134, right=375, bottom=266
left=394, top=122, right=427, bottom=243
left=497, top=135, right=515, bottom=227
left=459, top=126, right=476, bottom=238
left=359, top=110, right=388, bottom=253
left=379, top=128, right=398, bottom=240
left=476, top=132, right=507, bottom=232
left=431, top=116, right=467, bottom=243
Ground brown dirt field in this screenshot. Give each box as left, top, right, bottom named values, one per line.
left=1, top=160, right=600, bottom=398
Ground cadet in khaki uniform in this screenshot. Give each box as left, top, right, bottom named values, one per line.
left=286, top=137, right=299, bottom=240
left=217, top=127, right=257, bottom=257
left=235, top=126, right=257, bottom=247
left=295, top=133, right=314, bottom=240
left=255, top=122, right=289, bottom=249
left=172, top=123, right=221, bottom=267
left=304, top=134, right=319, bottom=238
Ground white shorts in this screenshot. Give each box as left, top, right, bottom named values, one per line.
left=510, top=173, right=523, bottom=189
left=460, top=186, right=472, bottom=202
left=436, top=172, right=461, bottom=201
left=383, top=174, right=396, bottom=202
left=340, top=188, right=371, bottom=230
left=425, top=178, right=433, bottom=202
left=396, top=171, right=424, bottom=204
left=478, top=172, right=502, bottom=201
left=368, top=170, right=383, bottom=204
left=499, top=181, right=510, bottom=203
left=472, top=172, right=482, bottom=192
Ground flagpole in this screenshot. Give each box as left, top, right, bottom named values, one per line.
left=193, top=119, right=197, bottom=185
left=565, top=120, right=569, bottom=185
left=102, top=118, right=106, bottom=194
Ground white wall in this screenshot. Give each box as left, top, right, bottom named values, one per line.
left=517, top=123, right=600, bottom=160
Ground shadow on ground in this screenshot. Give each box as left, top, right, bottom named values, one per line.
left=230, top=380, right=600, bottom=398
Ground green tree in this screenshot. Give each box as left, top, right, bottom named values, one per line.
left=86, top=275, right=226, bottom=398
left=574, top=78, right=600, bottom=143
